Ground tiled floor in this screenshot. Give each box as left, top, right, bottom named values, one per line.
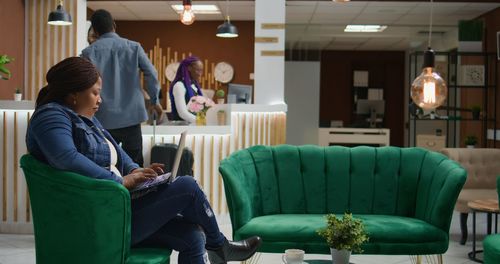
left=0, top=211, right=494, bottom=264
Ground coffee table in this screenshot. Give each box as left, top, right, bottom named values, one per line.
left=467, top=199, right=499, bottom=263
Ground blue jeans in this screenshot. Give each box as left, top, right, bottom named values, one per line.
left=131, top=176, right=225, bottom=264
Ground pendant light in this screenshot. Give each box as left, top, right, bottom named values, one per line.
left=410, top=0, right=447, bottom=110
left=48, top=0, right=72, bottom=26
left=216, top=0, right=238, bottom=38
left=180, top=0, right=195, bottom=25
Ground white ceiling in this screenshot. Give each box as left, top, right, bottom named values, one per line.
left=87, top=1, right=500, bottom=51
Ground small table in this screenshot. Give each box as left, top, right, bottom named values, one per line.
left=467, top=199, right=499, bottom=263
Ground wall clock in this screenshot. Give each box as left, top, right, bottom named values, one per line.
left=165, top=62, right=180, bottom=82
left=461, top=65, right=484, bottom=86
left=214, top=62, right=234, bottom=83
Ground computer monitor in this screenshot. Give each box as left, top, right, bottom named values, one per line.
left=356, top=99, right=385, bottom=128
left=228, top=83, right=252, bottom=104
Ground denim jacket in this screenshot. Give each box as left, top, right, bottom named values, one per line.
left=26, top=103, right=139, bottom=183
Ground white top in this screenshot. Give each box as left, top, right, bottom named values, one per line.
left=173, top=81, right=198, bottom=123
left=105, top=137, right=122, bottom=177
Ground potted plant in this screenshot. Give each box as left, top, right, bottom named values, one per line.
left=471, top=105, right=481, bottom=120
left=0, top=54, right=14, bottom=80
left=317, top=213, right=369, bottom=264
left=14, top=87, right=22, bottom=101
left=464, top=135, right=478, bottom=148
left=215, top=89, right=225, bottom=104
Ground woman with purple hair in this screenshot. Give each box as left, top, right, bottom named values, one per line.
left=169, top=56, right=204, bottom=123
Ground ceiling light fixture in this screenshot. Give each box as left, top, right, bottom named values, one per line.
left=410, top=0, right=447, bottom=111
left=171, top=4, right=220, bottom=14
left=48, top=0, right=72, bottom=26
left=344, top=25, right=387, bottom=33
left=216, top=0, right=238, bottom=38
left=180, top=0, right=195, bottom=25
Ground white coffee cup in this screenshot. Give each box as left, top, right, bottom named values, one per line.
left=282, top=249, right=305, bottom=264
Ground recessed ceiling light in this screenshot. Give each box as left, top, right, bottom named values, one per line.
left=171, top=4, right=220, bottom=14
left=344, top=25, right=387, bottom=33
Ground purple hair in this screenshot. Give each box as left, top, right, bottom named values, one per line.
left=169, top=56, right=204, bottom=120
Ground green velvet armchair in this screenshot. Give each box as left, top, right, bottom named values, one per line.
left=20, top=154, right=171, bottom=264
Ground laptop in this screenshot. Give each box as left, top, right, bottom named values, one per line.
left=130, top=130, right=187, bottom=198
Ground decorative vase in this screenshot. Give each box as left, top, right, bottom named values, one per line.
left=217, top=111, right=226, bottom=125
left=331, top=248, right=351, bottom=264
left=14, top=93, right=22, bottom=101
left=217, top=98, right=225, bottom=104
left=196, top=112, right=207, bottom=126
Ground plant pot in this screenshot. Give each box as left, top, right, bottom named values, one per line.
left=331, top=248, right=351, bottom=264
left=14, top=93, right=22, bottom=101
left=217, top=98, right=225, bottom=104
left=466, top=145, right=475, bottom=149
left=472, top=110, right=480, bottom=120
left=217, top=111, right=226, bottom=125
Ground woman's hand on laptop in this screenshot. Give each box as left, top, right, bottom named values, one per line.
left=123, top=168, right=158, bottom=189
left=148, top=163, right=165, bottom=174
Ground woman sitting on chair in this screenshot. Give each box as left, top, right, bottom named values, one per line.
left=25, top=57, right=261, bottom=264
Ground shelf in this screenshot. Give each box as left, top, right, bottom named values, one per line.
left=447, top=85, right=497, bottom=89
left=410, top=118, right=496, bottom=122
left=408, top=51, right=497, bottom=148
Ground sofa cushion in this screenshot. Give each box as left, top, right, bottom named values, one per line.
left=235, top=214, right=448, bottom=254
left=455, top=189, right=498, bottom=213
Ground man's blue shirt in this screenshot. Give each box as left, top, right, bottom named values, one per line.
left=82, top=32, right=159, bottom=129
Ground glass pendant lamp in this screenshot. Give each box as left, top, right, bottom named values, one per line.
left=410, top=0, right=447, bottom=111
left=180, top=0, right=195, bottom=25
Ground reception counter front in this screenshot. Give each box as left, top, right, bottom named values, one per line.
left=0, top=101, right=287, bottom=233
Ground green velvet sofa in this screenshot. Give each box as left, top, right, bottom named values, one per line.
left=219, top=145, right=467, bottom=256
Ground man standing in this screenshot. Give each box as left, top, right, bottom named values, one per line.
left=82, top=9, right=163, bottom=167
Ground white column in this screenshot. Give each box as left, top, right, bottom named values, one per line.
left=76, top=0, right=88, bottom=55
left=254, top=0, right=286, bottom=105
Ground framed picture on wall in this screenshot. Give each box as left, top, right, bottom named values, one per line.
left=461, top=65, right=485, bottom=86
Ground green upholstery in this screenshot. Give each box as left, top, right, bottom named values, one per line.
left=20, top=155, right=171, bottom=264
left=219, top=145, right=467, bottom=255
left=483, top=176, right=500, bottom=264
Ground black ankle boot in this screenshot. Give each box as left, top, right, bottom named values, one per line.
left=207, top=236, right=261, bottom=264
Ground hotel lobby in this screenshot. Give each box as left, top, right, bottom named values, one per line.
left=1, top=0, right=500, bottom=263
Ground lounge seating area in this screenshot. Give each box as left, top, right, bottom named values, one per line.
left=219, top=145, right=466, bottom=259
left=441, top=148, right=500, bottom=245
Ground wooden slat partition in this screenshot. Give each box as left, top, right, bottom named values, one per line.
left=27, top=0, right=79, bottom=101
left=146, top=38, right=224, bottom=111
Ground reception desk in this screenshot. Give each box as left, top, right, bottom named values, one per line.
left=0, top=100, right=287, bottom=233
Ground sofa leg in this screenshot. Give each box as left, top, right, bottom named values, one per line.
left=241, top=252, right=261, bottom=264
left=409, top=255, right=443, bottom=264
left=409, top=255, right=422, bottom=264
left=460, top=213, right=468, bottom=245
